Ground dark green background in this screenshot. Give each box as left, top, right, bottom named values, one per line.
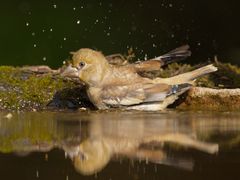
left=0, top=0, right=240, bottom=68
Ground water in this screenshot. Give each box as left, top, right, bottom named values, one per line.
left=0, top=111, right=240, bottom=179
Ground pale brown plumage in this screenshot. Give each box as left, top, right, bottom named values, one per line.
left=62, top=46, right=217, bottom=110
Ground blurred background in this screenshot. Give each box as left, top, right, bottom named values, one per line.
left=0, top=0, right=240, bottom=68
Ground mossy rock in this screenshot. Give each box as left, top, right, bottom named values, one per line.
left=0, top=60, right=240, bottom=111
left=177, top=87, right=240, bottom=111
left=0, top=66, right=82, bottom=111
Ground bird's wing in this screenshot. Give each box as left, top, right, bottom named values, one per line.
left=130, top=45, right=191, bottom=72
left=100, top=83, right=191, bottom=107
left=155, top=45, right=191, bottom=65
left=130, top=60, right=163, bottom=72
left=105, top=54, right=127, bottom=65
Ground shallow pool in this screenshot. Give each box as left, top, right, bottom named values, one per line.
left=0, top=110, right=239, bottom=180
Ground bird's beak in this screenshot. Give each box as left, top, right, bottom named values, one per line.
left=61, top=65, right=79, bottom=78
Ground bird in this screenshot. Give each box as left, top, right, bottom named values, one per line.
left=62, top=45, right=217, bottom=111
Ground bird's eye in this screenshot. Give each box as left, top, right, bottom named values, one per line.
left=79, top=62, right=85, bottom=68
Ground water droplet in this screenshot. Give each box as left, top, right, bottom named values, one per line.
left=43, top=57, right=47, bottom=61
left=53, top=4, right=57, bottom=9
left=33, top=44, right=37, bottom=48
left=31, top=32, right=35, bottom=36
left=171, top=34, right=175, bottom=38
left=36, top=170, right=39, bottom=178
left=45, top=153, right=48, bottom=161
left=26, top=22, right=29, bottom=26
left=42, top=29, right=46, bottom=33
left=50, top=28, right=53, bottom=32
left=77, top=20, right=80, bottom=24
left=81, top=6, right=84, bottom=9
left=95, top=19, right=99, bottom=24
left=198, top=42, right=201, bottom=46
left=169, top=4, right=173, bottom=7
left=144, top=54, right=148, bottom=60
left=73, top=7, right=76, bottom=10
left=150, top=34, right=155, bottom=38
left=146, top=157, right=149, bottom=164
left=63, top=37, right=67, bottom=41
left=107, top=32, right=110, bottom=36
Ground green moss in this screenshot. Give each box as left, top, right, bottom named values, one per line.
left=0, top=66, right=77, bottom=111
left=211, top=61, right=240, bottom=88
left=158, top=63, right=194, bottom=78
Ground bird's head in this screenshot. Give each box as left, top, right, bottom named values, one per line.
left=62, top=48, right=110, bottom=86
left=73, top=139, right=111, bottom=175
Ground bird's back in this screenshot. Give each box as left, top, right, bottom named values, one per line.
left=85, top=63, right=194, bottom=110
left=101, top=65, right=151, bottom=86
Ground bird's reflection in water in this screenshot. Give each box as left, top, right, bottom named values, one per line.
left=62, top=112, right=219, bottom=175
left=1, top=111, right=240, bottom=176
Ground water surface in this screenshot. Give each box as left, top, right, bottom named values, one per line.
left=0, top=111, right=240, bottom=180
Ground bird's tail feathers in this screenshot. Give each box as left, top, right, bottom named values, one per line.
left=154, top=45, right=191, bottom=65
left=186, top=64, right=218, bottom=81
left=155, top=64, right=217, bottom=85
